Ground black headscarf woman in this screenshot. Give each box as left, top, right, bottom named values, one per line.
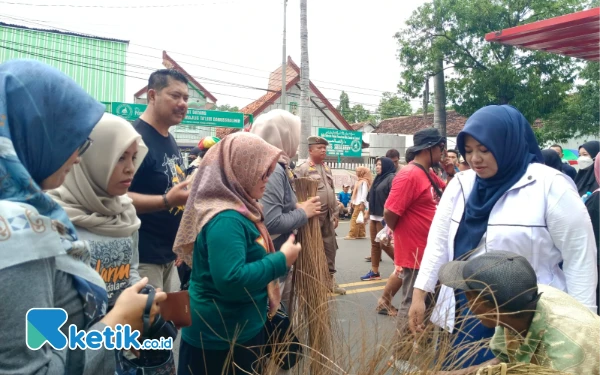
left=575, top=140, right=600, bottom=196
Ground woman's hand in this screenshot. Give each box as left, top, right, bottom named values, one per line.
left=101, top=277, right=167, bottom=335
left=297, top=196, right=321, bottom=218
left=280, top=234, right=302, bottom=267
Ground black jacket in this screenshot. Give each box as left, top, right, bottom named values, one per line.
left=367, top=173, right=395, bottom=217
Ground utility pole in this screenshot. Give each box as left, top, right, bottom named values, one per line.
left=423, top=78, right=429, bottom=119
left=432, top=0, right=447, bottom=137
left=281, top=0, right=288, bottom=110
left=299, top=0, right=310, bottom=160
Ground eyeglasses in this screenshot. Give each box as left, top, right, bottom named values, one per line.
left=78, top=137, right=93, bottom=156
left=438, top=143, right=446, bottom=152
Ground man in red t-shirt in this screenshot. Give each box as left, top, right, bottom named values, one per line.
left=381, top=128, right=454, bottom=320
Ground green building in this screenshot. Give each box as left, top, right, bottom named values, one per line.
left=0, top=21, right=128, bottom=102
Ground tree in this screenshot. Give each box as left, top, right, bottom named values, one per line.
left=395, top=0, right=592, bottom=127
left=415, top=104, right=435, bottom=115
left=215, top=104, right=239, bottom=112
left=351, top=104, right=371, bottom=123
left=378, top=92, right=412, bottom=119
left=535, top=61, right=600, bottom=143
left=336, top=91, right=352, bottom=120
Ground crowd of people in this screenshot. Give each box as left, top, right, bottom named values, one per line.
left=0, top=58, right=598, bottom=375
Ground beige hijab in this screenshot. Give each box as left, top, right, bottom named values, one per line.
left=250, top=109, right=300, bottom=166
left=174, top=132, right=283, bottom=315
left=49, top=113, right=148, bottom=238
left=352, top=166, right=373, bottom=202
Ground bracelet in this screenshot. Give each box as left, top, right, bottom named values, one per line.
left=162, top=193, right=170, bottom=209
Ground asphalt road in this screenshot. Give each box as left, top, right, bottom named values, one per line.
left=171, top=220, right=403, bottom=373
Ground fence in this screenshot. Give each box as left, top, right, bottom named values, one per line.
left=329, top=162, right=375, bottom=171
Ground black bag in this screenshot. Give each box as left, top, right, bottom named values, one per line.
left=263, top=304, right=302, bottom=370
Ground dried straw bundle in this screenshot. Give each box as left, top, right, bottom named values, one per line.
left=475, top=363, right=573, bottom=375
left=292, top=177, right=336, bottom=375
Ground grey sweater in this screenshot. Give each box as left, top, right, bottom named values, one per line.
left=0, top=258, right=115, bottom=375
left=260, top=163, right=308, bottom=250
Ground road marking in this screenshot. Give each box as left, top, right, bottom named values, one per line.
left=344, top=285, right=385, bottom=295
left=338, top=279, right=388, bottom=288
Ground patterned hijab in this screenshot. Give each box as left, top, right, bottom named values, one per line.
left=0, top=59, right=108, bottom=323
left=174, top=132, right=283, bottom=314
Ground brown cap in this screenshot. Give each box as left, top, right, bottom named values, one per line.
left=308, top=136, right=329, bottom=146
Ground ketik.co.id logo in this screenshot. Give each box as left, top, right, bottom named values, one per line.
left=26, top=308, right=172, bottom=350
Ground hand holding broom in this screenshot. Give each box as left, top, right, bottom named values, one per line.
left=281, top=234, right=302, bottom=268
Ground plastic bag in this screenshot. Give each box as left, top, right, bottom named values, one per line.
left=356, top=211, right=364, bottom=224
left=375, top=225, right=392, bottom=246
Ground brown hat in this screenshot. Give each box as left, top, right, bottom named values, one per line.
left=308, top=136, right=329, bottom=146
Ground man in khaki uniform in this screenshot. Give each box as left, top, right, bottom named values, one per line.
left=295, top=136, right=346, bottom=295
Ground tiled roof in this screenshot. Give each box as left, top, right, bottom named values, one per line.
left=268, top=64, right=298, bottom=91
left=350, top=121, right=372, bottom=131
left=373, top=111, right=468, bottom=136
left=133, top=51, right=218, bottom=103
left=373, top=111, right=544, bottom=136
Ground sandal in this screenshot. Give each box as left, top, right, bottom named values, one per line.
left=364, top=256, right=371, bottom=262
left=376, top=304, right=398, bottom=316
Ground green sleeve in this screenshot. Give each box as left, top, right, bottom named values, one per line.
left=205, top=216, right=287, bottom=300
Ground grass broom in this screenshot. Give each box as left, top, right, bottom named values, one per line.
left=292, top=177, right=336, bottom=375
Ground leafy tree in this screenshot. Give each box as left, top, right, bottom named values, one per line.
left=215, top=104, right=240, bottom=112
left=395, top=0, right=593, bottom=128
left=535, top=61, right=600, bottom=143
left=378, top=92, right=412, bottom=119
left=350, top=104, right=372, bottom=123
left=336, top=91, right=352, bottom=120
left=415, top=104, right=435, bottom=115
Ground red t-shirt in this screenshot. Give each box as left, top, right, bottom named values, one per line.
left=384, top=163, right=446, bottom=269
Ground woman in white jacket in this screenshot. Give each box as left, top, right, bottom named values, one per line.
left=408, top=105, right=598, bottom=368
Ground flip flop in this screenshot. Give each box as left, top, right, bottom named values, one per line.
left=376, top=305, right=398, bottom=317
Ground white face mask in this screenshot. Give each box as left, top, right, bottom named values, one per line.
left=577, top=156, right=594, bottom=169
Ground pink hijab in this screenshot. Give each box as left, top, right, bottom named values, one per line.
left=174, top=132, right=283, bottom=315
left=594, top=155, right=600, bottom=193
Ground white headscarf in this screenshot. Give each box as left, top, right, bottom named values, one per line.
left=250, top=109, right=301, bottom=166
left=49, top=113, right=148, bottom=237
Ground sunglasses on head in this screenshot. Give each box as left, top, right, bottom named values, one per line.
left=77, top=137, right=93, bottom=156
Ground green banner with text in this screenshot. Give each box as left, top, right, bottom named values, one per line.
left=105, top=102, right=244, bottom=128
left=317, top=128, right=362, bottom=157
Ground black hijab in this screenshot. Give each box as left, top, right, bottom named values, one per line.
left=368, top=157, right=396, bottom=215
left=541, top=149, right=563, bottom=171
left=575, top=141, right=600, bottom=195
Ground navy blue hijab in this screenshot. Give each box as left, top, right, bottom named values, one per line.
left=454, top=105, right=543, bottom=258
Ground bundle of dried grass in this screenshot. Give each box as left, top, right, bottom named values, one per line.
left=292, top=177, right=336, bottom=375
left=475, top=363, right=573, bottom=375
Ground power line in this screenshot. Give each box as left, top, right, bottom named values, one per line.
left=0, top=0, right=248, bottom=9
left=0, top=14, right=399, bottom=96
left=0, top=28, right=411, bottom=108
left=0, top=43, right=414, bottom=118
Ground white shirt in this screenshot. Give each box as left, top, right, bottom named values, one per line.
left=415, top=163, right=598, bottom=332
left=351, top=181, right=369, bottom=205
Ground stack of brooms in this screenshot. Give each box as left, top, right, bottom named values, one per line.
left=289, top=177, right=337, bottom=375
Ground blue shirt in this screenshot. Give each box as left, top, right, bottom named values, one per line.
left=338, top=192, right=351, bottom=207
